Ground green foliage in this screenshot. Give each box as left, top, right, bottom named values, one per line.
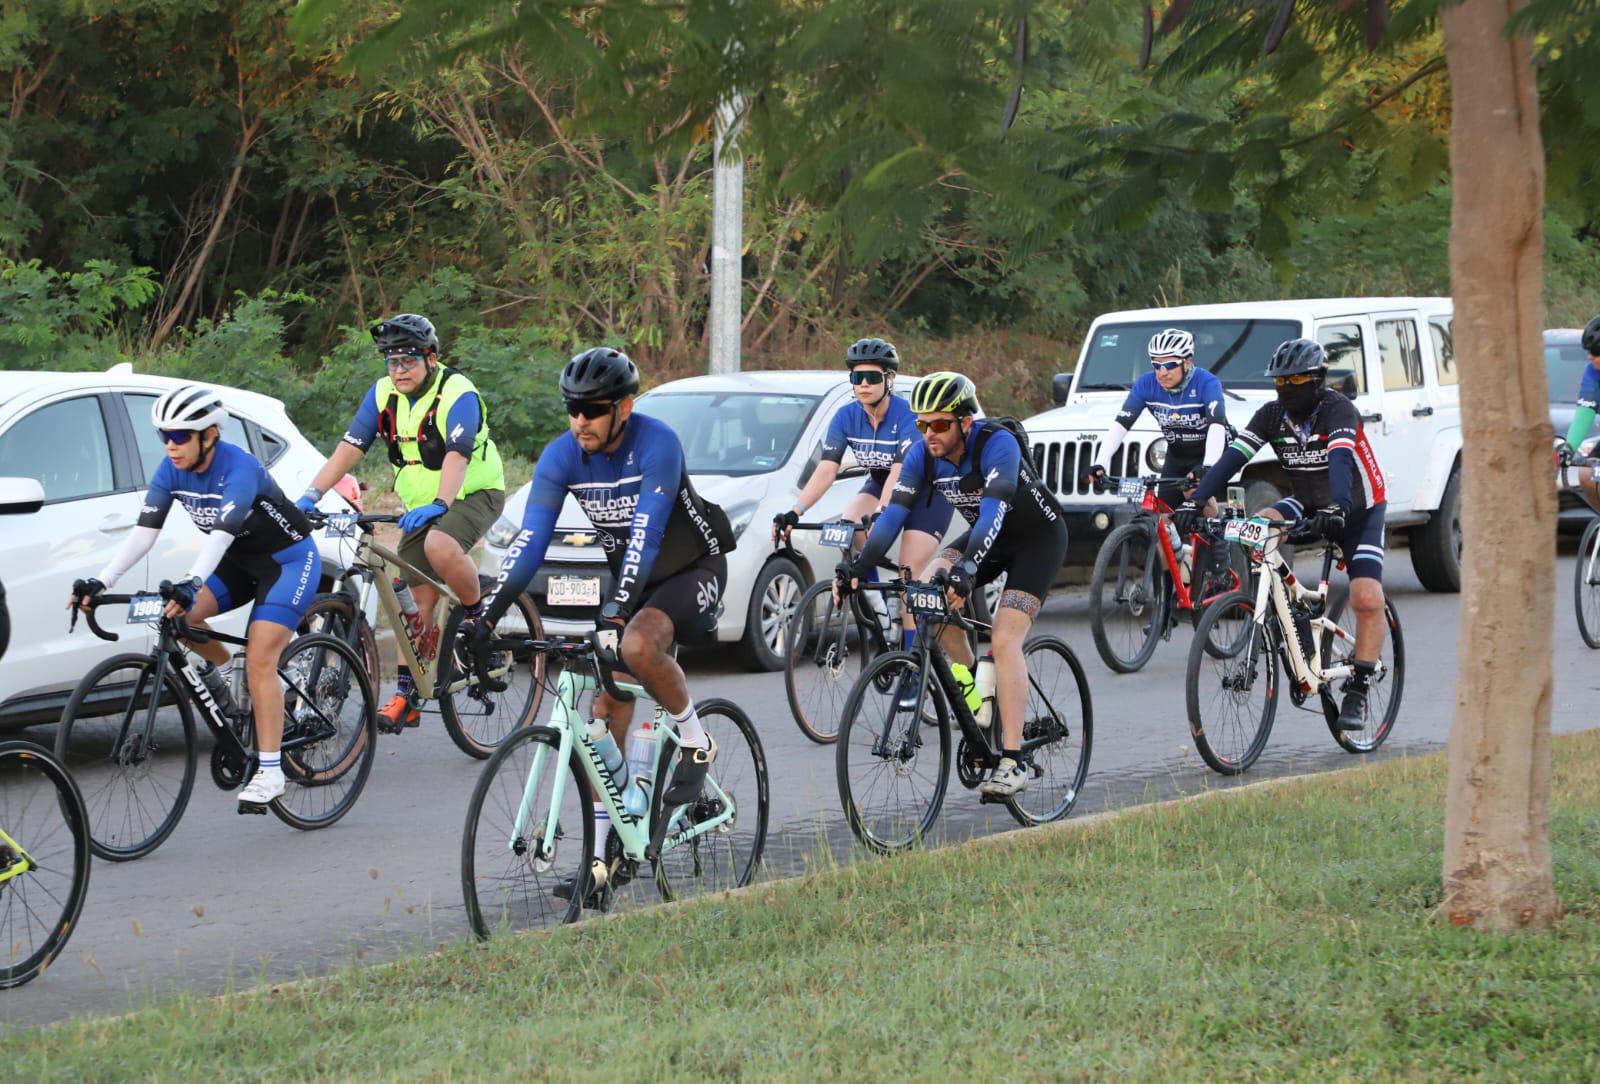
left=0, top=258, right=156, bottom=370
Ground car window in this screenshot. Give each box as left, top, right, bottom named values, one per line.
left=1316, top=322, right=1367, bottom=398
left=0, top=396, right=117, bottom=502
left=1376, top=318, right=1425, bottom=391
left=1076, top=319, right=1303, bottom=391
left=635, top=392, right=821, bottom=475
left=123, top=393, right=250, bottom=482
left=1430, top=317, right=1457, bottom=387
left=254, top=425, right=289, bottom=467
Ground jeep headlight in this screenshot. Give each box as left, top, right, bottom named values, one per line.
left=1145, top=438, right=1168, bottom=473
left=485, top=515, right=519, bottom=550
left=724, top=500, right=758, bottom=541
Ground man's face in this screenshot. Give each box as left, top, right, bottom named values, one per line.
left=917, top=412, right=968, bottom=459
left=386, top=349, right=433, bottom=394
left=162, top=426, right=211, bottom=470
left=1152, top=356, right=1188, bottom=391
left=568, top=396, right=635, bottom=452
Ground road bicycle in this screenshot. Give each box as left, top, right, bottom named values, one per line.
left=56, top=582, right=377, bottom=860
left=0, top=741, right=90, bottom=988
left=835, top=575, right=1092, bottom=854
left=1184, top=516, right=1404, bottom=775
left=1559, top=456, right=1600, bottom=648
left=302, top=510, right=545, bottom=759
left=461, top=633, right=769, bottom=938
left=1087, top=474, right=1248, bottom=673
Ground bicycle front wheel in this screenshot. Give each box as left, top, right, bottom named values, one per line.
left=1576, top=519, right=1600, bottom=649
left=1186, top=592, right=1278, bottom=775
left=299, top=592, right=381, bottom=699
left=0, top=742, right=91, bottom=988
left=54, top=652, right=197, bottom=861
left=270, top=633, right=378, bottom=831
left=1322, top=594, right=1405, bottom=754
left=438, top=587, right=547, bottom=759
left=1003, top=636, right=1093, bottom=827
left=461, top=725, right=591, bottom=939
left=784, top=580, right=864, bottom=745
left=1089, top=521, right=1168, bottom=674
left=836, top=651, right=951, bottom=855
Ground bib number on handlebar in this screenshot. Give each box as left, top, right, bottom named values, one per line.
left=1117, top=478, right=1144, bottom=499
left=324, top=512, right=359, bottom=538
left=820, top=521, right=855, bottom=550
left=126, top=593, right=164, bottom=624
left=904, top=584, right=948, bottom=618
left=1223, top=517, right=1271, bottom=550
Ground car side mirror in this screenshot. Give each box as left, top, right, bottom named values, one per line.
left=1051, top=373, right=1073, bottom=407
left=0, top=477, right=44, bottom=515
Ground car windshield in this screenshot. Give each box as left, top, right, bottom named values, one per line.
left=1075, top=318, right=1304, bottom=392
left=1547, top=340, right=1591, bottom=405
left=635, top=391, right=821, bottom=476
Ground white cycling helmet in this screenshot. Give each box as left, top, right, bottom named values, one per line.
left=1147, top=328, right=1195, bottom=360
left=151, top=384, right=228, bottom=432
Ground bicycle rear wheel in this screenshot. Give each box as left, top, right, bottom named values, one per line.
left=1576, top=519, right=1600, bottom=649
left=1089, top=521, right=1168, bottom=674
left=270, top=633, right=377, bottom=830
left=438, top=585, right=547, bottom=759
left=461, top=725, right=591, bottom=938
left=0, top=742, right=91, bottom=988
left=836, top=651, right=951, bottom=854
left=299, top=592, right=381, bottom=700
left=1186, top=592, right=1278, bottom=775
left=784, top=580, right=864, bottom=744
left=1003, top=636, right=1093, bottom=827
left=54, top=652, right=196, bottom=861
left=1321, top=594, right=1405, bottom=753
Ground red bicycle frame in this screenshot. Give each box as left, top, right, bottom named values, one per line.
left=1136, top=482, right=1238, bottom=613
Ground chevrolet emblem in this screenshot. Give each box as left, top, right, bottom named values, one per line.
left=561, top=532, right=597, bottom=546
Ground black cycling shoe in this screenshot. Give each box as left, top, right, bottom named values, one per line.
left=661, top=736, right=718, bottom=806
left=1336, top=682, right=1369, bottom=731
left=552, top=859, right=624, bottom=909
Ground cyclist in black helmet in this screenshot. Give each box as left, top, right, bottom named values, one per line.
left=1557, top=315, right=1600, bottom=504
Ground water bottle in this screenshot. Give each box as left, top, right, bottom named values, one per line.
left=949, top=661, right=981, bottom=713
left=863, top=588, right=892, bottom=636
left=586, top=718, right=627, bottom=788
left=230, top=651, right=251, bottom=716
left=394, top=576, right=419, bottom=617
left=622, top=719, right=655, bottom=818
left=393, top=577, right=436, bottom=659
left=198, top=661, right=236, bottom=718
left=973, top=653, right=996, bottom=729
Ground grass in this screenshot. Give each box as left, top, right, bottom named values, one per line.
left=17, top=734, right=1600, bottom=1080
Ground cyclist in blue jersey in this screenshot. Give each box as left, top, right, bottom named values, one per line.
left=1558, top=316, right=1600, bottom=504
left=477, top=348, right=734, bottom=903
left=772, top=337, right=952, bottom=650
left=840, top=372, right=1068, bottom=798
left=70, top=385, right=320, bottom=810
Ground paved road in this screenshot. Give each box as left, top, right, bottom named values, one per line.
left=7, top=546, right=1597, bottom=1031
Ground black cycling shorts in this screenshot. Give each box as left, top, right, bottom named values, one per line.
left=1158, top=452, right=1204, bottom=510
left=634, top=553, right=728, bottom=645
left=1273, top=498, right=1387, bottom=583
left=205, top=538, right=322, bottom=631
left=945, top=513, right=1069, bottom=604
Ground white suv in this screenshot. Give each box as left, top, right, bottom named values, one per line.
left=1026, top=298, right=1463, bottom=591
left=0, top=365, right=352, bottom=732
left=478, top=370, right=957, bottom=670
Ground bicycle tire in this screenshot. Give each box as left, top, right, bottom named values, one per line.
left=0, top=742, right=91, bottom=988
left=1577, top=518, right=1600, bottom=649
left=1321, top=594, right=1405, bottom=754
left=836, top=650, right=951, bottom=854
left=652, top=697, right=770, bottom=902
left=461, top=725, right=591, bottom=939
left=1003, top=636, right=1093, bottom=827
left=268, top=633, right=378, bottom=831
left=437, top=587, right=547, bottom=760
left=54, top=651, right=197, bottom=861
left=784, top=580, right=865, bottom=745
left=299, top=592, right=381, bottom=704
left=1089, top=521, right=1168, bottom=674
left=1185, top=591, right=1278, bottom=775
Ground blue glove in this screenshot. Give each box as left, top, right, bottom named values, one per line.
left=295, top=495, right=319, bottom=515
left=398, top=500, right=448, bottom=534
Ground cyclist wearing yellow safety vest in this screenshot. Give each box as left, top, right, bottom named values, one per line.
left=299, top=314, right=506, bottom=731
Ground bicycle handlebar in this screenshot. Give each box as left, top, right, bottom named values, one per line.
left=471, top=632, right=635, bottom=702
left=71, top=580, right=229, bottom=645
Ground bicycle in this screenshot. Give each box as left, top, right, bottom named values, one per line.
left=461, top=633, right=769, bottom=938
left=0, top=741, right=91, bottom=988
left=56, top=582, right=377, bottom=860
left=835, top=575, right=1092, bottom=854
left=1088, top=474, right=1247, bottom=673
left=301, top=510, right=545, bottom=759
left=1184, top=516, right=1405, bottom=775
left=1558, top=455, right=1600, bottom=648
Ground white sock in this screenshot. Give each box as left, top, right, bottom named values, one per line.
left=592, top=803, right=609, bottom=860
left=216, top=661, right=234, bottom=681
left=258, top=751, right=281, bottom=775
left=671, top=703, right=707, bottom=749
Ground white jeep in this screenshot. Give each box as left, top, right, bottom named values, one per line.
left=1023, top=297, right=1464, bottom=591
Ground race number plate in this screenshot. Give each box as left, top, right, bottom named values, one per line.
left=127, top=593, right=164, bottom=624
left=1223, top=517, right=1271, bottom=550
left=820, top=521, right=856, bottom=550
left=324, top=512, right=359, bottom=538
left=904, top=584, right=949, bottom=618
left=547, top=575, right=602, bottom=608
left=1117, top=478, right=1144, bottom=499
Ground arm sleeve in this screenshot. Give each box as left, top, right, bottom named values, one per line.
left=443, top=392, right=482, bottom=457
left=482, top=443, right=568, bottom=625
left=611, top=436, right=683, bottom=615
left=1323, top=401, right=1361, bottom=511
left=1189, top=403, right=1273, bottom=507
left=185, top=529, right=237, bottom=585
left=341, top=386, right=381, bottom=452
left=1093, top=420, right=1131, bottom=472
left=97, top=525, right=162, bottom=588
left=818, top=410, right=848, bottom=465
left=1567, top=407, right=1597, bottom=450
left=851, top=443, right=928, bottom=575
left=1201, top=374, right=1230, bottom=464
left=961, top=429, right=1021, bottom=567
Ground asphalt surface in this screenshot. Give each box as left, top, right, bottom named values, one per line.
left=6, top=544, right=1598, bottom=1032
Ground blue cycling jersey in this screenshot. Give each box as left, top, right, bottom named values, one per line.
left=341, top=380, right=482, bottom=457
left=1577, top=365, right=1600, bottom=410
left=1112, top=368, right=1229, bottom=461
left=135, top=440, right=312, bottom=556
left=819, top=395, right=919, bottom=482
left=487, top=413, right=730, bottom=620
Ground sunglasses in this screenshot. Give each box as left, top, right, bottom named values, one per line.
left=915, top=417, right=960, bottom=435
left=566, top=400, right=614, bottom=420
left=849, top=370, right=887, bottom=386
left=384, top=352, right=427, bottom=371
left=1150, top=359, right=1185, bottom=372
left=1273, top=373, right=1319, bottom=387
left=159, top=429, right=196, bottom=446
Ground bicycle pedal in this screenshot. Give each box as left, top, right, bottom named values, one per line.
left=977, top=792, right=1005, bottom=806
left=237, top=801, right=270, bottom=816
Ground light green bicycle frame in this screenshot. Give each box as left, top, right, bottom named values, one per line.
left=0, top=825, right=36, bottom=886
left=514, top=668, right=736, bottom=866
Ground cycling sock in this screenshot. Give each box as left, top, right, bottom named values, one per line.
left=671, top=703, right=708, bottom=749
left=258, top=751, right=282, bottom=774
left=463, top=599, right=484, bottom=620
left=901, top=628, right=916, bottom=651
left=1350, top=660, right=1376, bottom=690
left=1002, top=749, right=1020, bottom=764
left=396, top=666, right=414, bottom=697
left=592, top=803, right=609, bottom=860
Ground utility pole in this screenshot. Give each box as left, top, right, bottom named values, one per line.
left=709, top=91, right=744, bottom=375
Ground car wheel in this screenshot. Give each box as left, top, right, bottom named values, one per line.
left=1409, top=465, right=1461, bottom=593
left=737, top=556, right=806, bottom=672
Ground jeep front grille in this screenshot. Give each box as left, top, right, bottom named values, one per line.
left=1030, top=439, right=1145, bottom=499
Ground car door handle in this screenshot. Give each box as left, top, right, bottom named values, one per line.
left=98, top=515, right=135, bottom=534
left=1412, top=405, right=1434, bottom=418
left=1360, top=412, right=1383, bottom=423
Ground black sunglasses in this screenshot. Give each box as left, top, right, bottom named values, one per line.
left=158, top=429, right=197, bottom=446
left=849, top=370, right=887, bottom=386
left=566, top=400, right=614, bottom=420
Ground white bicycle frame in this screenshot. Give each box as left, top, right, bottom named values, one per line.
left=1239, top=527, right=1361, bottom=696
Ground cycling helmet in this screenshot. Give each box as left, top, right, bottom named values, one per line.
left=1583, top=314, right=1600, bottom=357
left=1147, top=328, right=1195, bottom=360
left=372, top=314, right=440, bottom=354
left=151, top=384, right=227, bottom=432
left=1265, top=338, right=1328, bottom=377
left=908, top=371, right=979, bottom=416
left=846, top=337, right=900, bottom=370
left=560, top=347, right=641, bottom=401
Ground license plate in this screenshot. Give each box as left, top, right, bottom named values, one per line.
left=127, top=593, right=164, bottom=624
left=324, top=512, right=358, bottom=538
left=905, top=584, right=948, bottom=617
left=547, top=575, right=602, bottom=608
left=1223, top=517, right=1271, bottom=550
left=1117, top=478, right=1145, bottom=499
left=820, top=521, right=856, bottom=550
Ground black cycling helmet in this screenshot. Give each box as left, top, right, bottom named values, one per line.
left=1265, top=338, right=1328, bottom=377
left=846, top=337, right=900, bottom=371
left=560, top=347, right=640, bottom=401
left=1583, top=315, right=1600, bottom=357
left=372, top=314, right=440, bottom=354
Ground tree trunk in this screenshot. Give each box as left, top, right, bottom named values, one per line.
left=1438, top=0, right=1560, bottom=931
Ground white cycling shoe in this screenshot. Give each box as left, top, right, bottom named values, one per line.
left=978, top=757, right=1029, bottom=797
left=238, top=768, right=286, bottom=809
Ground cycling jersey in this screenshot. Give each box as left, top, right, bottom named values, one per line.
left=487, top=413, right=732, bottom=621
left=855, top=419, right=1062, bottom=576
left=137, top=441, right=312, bottom=555
left=819, top=395, right=919, bottom=484
left=341, top=368, right=505, bottom=509
left=1094, top=367, right=1230, bottom=473
left=1565, top=364, right=1600, bottom=448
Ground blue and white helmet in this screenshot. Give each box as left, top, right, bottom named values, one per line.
left=1147, top=328, right=1195, bottom=360
left=151, top=384, right=227, bottom=432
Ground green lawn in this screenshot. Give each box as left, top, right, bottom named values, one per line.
left=19, top=734, right=1600, bottom=1081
